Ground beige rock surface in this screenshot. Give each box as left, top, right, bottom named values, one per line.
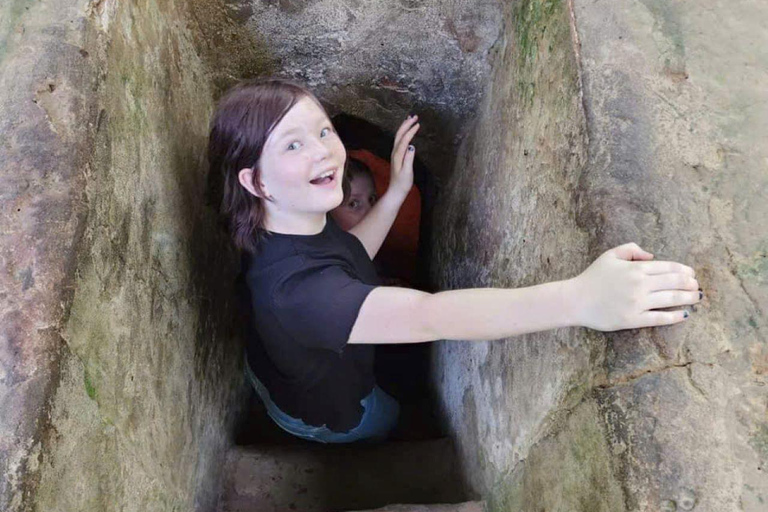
left=3, top=0, right=766, bottom=510
left=1, top=0, right=250, bottom=510
left=431, top=0, right=768, bottom=510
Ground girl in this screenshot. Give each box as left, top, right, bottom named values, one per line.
left=208, top=78, right=702, bottom=444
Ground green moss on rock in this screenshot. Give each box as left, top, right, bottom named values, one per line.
left=514, top=0, right=561, bottom=67
left=83, top=368, right=97, bottom=401
left=488, top=400, right=626, bottom=512
left=736, top=243, right=768, bottom=285
left=750, top=424, right=768, bottom=461
left=511, top=0, right=569, bottom=108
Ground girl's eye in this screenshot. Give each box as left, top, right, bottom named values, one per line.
left=349, top=200, right=359, bottom=209
left=320, top=127, right=331, bottom=137
left=287, top=141, right=301, bottom=151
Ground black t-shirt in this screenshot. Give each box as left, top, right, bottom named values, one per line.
left=239, top=214, right=382, bottom=432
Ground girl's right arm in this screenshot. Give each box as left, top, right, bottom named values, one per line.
left=348, top=243, right=701, bottom=345
left=348, top=280, right=577, bottom=344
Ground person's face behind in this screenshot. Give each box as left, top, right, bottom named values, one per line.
left=330, top=173, right=377, bottom=231
left=256, top=96, right=347, bottom=215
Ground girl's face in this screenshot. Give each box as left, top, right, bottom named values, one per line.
left=330, top=174, right=378, bottom=231
left=257, top=96, right=346, bottom=216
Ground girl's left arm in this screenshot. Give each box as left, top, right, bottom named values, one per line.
left=348, top=115, right=420, bottom=259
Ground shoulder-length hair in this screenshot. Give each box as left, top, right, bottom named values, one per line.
left=207, top=77, right=326, bottom=254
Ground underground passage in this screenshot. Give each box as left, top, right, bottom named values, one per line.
left=2, top=0, right=768, bottom=511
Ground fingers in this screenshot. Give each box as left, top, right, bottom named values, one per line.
left=393, top=119, right=420, bottom=165
left=638, top=260, right=696, bottom=277
left=395, top=114, right=419, bottom=141
left=612, top=242, right=654, bottom=261
left=612, top=242, right=696, bottom=277
left=396, top=120, right=420, bottom=154
left=641, top=289, right=702, bottom=310
left=645, top=272, right=699, bottom=293
left=637, top=309, right=689, bottom=327
left=403, top=142, right=416, bottom=166
left=399, top=122, right=420, bottom=154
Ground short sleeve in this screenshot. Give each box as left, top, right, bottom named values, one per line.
left=272, top=264, right=378, bottom=353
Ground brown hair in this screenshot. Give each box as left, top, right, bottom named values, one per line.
left=340, top=158, right=374, bottom=202
left=207, top=77, right=325, bottom=254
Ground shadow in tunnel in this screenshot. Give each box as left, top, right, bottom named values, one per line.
left=332, top=113, right=445, bottom=443
left=332, top=112, right=439, bottom=295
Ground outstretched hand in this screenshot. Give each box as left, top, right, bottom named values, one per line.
left=572, top=242, right=702, bottom=331
left=389, top=114, right=420, bottom=199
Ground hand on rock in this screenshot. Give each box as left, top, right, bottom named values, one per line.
left=572, top=242, right=701, bottom=331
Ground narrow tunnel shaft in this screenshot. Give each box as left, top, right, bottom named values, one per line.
left=213, top=0, right=505, bottom=459
left=3, top=0, right=767, bottom=511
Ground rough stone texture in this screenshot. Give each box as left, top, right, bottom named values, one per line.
left=0, top=1, right=98, bottom=509
left=575, top=1, right=768, bottom=509
left=350, top=502, right=486, bottom=512
left=228, top=0, right=503, bottom=181
left=1, top=0, right=248, bottom=510
left=492, top=399, right=626, bottom=511
left=217, top=440, right=466, bottom=512
left=187, top=0, right=277, bottom=95
left=432, top=0, right=768, bottom=510
left=4, top=0, right=767, bottom=510
left=431, top=0, right=594, bottom=502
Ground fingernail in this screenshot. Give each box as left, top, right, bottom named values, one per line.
left=408, top=113, right=413, bottom=118
left=683, top=310, right=689, bottom=318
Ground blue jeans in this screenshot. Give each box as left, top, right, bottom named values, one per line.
left=244, top=357, right=400, bottom=444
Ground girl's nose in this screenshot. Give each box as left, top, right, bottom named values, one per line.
left=310, top=136, right=332, bottom=161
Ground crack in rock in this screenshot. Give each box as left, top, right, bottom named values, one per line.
left=595, top=361, right=694, bottom=389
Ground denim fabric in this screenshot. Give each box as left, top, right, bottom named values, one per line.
left=245, top=356, right=400, bottom=444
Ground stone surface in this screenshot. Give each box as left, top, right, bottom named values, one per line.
left=350, top=502, right=485, bottom=512
left=431, top=0, right=593, bottom=503
left=1, top=0, right=248, bottom=510
left=226, top=0, right=503, bottom=183
left=431, top=0, right=768, bottom=510
left=217, top=439, right=466, bottom=512
left=0, top=1, right=98, bottom=509
left=3, top=0, right=767, bottom=510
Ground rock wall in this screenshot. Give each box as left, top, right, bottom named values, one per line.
left=431, top=0, right=597, bottom=503
left=0, top=0, right=254, bottom=510
left=1, top=0, right=96, bottom=508
left=3, top=0, right=766, bottom=510
left=432, top=0, right=768, bottom=510
left=228, top=0, right=503, bottom=181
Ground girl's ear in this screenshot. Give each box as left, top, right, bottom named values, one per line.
left=238, top=167, right=272, bottom=201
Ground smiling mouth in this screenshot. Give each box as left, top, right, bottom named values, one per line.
left=309, top=169, right=337, bottom=185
